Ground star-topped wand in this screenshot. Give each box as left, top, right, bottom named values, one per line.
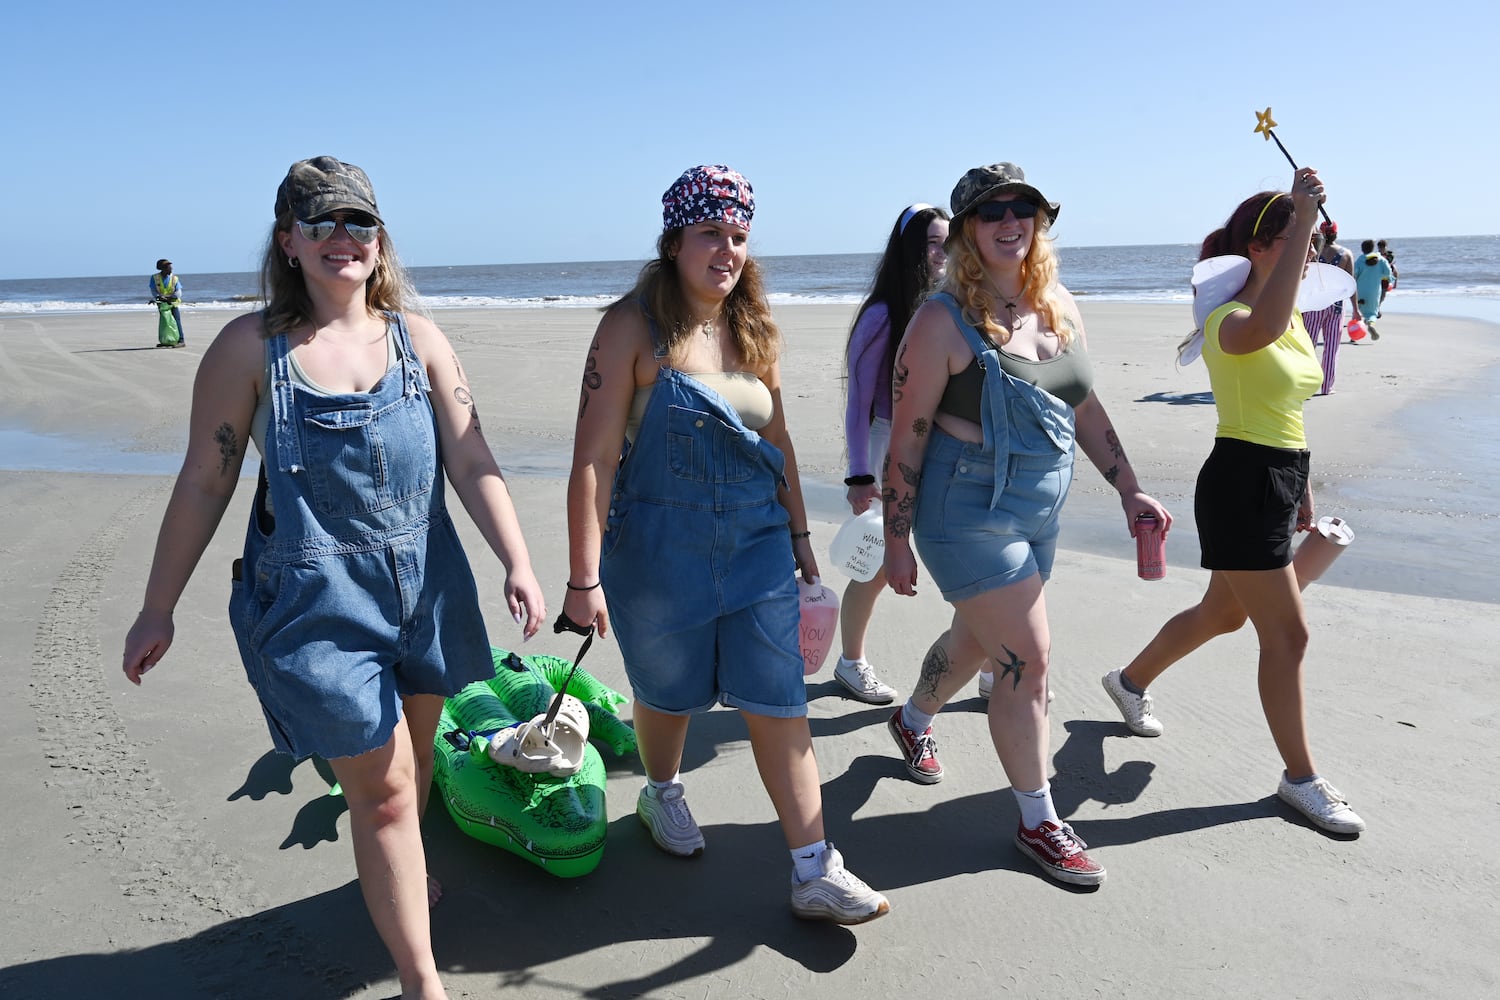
left=1253, top=107, right=1333, bottom=226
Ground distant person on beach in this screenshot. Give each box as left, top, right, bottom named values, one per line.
left=1101, top=172, right=1367, bottom=837
left=837, top=202, right=965, bottom=705
left=1302, top=221, right=1356, bottom=392
left=1354, top=238, right=1393, bottom=332
left=1377, top=239, right=1399, bottom=310
left=563, top=165, right=889, bottom=924
left=122, top=156, right=546, bottom=1000
left=882, top=162, right=1171, bottom=886
left=150, top=258, right=185, bottom=347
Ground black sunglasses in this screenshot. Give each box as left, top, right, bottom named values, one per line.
left=975, top=199, right=1041, bottom=223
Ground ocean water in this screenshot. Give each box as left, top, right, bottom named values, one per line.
left=2, top=234, right=1496, bottom=316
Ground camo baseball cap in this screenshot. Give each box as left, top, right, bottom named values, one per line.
left=948, top=162, right=1060, bottom=230
left=274, top=156, right=383, bottom=224
left=662, top=165, right=754, bottom=232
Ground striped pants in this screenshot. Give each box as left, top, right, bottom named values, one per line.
left=1302, top=302, right=1343, bottom=395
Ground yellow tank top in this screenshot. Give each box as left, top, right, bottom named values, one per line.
left=1203, top=301, right=1322, bottom=449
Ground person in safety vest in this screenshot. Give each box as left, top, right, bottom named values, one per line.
left=150, top=258, right=186, bottom=347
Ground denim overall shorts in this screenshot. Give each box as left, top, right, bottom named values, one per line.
left=229, top=313, right=493, bottom=760
left=599, top=333, right=805, bottom=718
left=914, top=295, right=1079, bottom=601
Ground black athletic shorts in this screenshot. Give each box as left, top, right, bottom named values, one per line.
left=1195, top=437, right=1309, bottom=571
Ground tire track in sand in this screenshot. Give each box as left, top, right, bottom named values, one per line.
left=27, top=483, right=361, bottom=997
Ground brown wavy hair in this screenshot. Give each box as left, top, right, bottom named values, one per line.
left=607, top=227, right=781, bottom=369
left=257, top=208, right=418, bottom=336
left=940, top=213, right=1071, bottom=348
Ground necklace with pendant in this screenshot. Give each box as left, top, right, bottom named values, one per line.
left=994, top=284, right=1026, bottom=330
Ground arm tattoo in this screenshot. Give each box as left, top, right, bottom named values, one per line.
left=578, top=338, right=603, bottom=423
left=213, top=422, right=238, bottom=476
left=914, top=637, right=951, bottom=701
left=450, top=354, right=483, bottom=435
left=912, top=416, right=929, bottom=437
left=1103, top=464, right=1120, bottom=487
left=996, top=643, right=1026, bottom=691
left=1105, top=428, right=1126, bottom=461
left=882, top=453, right=921, bottom=538
left=891, top=343, right=910, bottom=403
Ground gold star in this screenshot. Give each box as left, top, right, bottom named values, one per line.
left=1254, top=107, right=1278, bottom=140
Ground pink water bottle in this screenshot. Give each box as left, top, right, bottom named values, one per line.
left=797, top=579, right=839, bottom=675
left=1135, top=514, right=1166, bottom=581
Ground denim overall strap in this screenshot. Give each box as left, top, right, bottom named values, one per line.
left=267, top=332, right=305, bottom=474
left=640, top=299, right=670, bottom=362
left=930, top=292, right=1077, bottom=509
left=387, top=312, right=432, bottom=396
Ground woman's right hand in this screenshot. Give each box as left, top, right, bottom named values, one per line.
left=562, top=585, right=610, bottom=639
left=1291, top=167, right=1326, bottom=215
left=846, top=481, right=881, bottom=515
left=122, top=609, right=174, bottom=686
left=884, top=539, right=919, bottom=596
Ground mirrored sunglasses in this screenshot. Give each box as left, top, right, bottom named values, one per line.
left=296, top=216, right=380, bottom=245
left=975, top=199, right=1041, bottom=223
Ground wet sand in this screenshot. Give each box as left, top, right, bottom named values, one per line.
left=1, top=304, right=1496, bottom=998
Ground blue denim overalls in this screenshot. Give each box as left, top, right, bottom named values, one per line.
left=229, top=313, right=493, bottom=760
left=598, top=320, right=805, bottom=717
left=913, top=293, right=1080, bottom=600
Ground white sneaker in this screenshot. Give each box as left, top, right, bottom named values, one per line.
left=637, top=783, right=705, bottom=856
left=1101, top=668, right=1163, bottom=737
left=834, top=656, right=897, bottom=704
left=1277, top=774, right=1367, bottom=834
left=789, top=843, right=890, bottom=924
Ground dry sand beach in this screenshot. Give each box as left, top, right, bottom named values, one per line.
left=1, top=303, right=1496, bottom=999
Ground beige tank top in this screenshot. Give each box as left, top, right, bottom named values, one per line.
left=625, top=371, right=774, bottom=442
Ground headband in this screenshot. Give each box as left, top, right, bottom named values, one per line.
left=1251, top=193, right=1284, bottom=238
left=898, top=203, right=934, bottom=235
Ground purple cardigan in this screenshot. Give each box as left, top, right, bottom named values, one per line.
left=844, top=302, right=892, bottom=477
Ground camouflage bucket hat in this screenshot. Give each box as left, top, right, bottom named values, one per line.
left=274, top=156, right=383, bottom=223
left=948, top=162, right=1060, bottom=232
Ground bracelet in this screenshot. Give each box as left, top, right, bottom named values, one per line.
left=790, top=530, right=811, bottom=540
left=843, top=474, right=876, bottom=486
left=565, top=580, right=602, bottom=591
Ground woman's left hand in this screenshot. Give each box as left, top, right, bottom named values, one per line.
left=504, top=564, right=547, bottom=640
left=1122, top=491, right=1173, bottom=537
left=792, top=534, right=820, bottom=584
left=1296, top=484, right=1315, bottom=532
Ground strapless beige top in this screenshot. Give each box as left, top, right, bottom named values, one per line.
left=625, top=371, right=773, bottom=442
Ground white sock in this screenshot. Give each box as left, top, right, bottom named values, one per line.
left=791, top=839, right=829, bottom=881
left=979, top=670, right=994, bottom=685
left=900, top=699, right=935, bottom=734
left=838, top=654, right=864, bottom=667
left=646, top=774, right=682, bottom=797
left=1013, top=782, right=1060, bottom=829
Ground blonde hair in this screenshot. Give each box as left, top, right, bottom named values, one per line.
left=257, top=208, right=420, bottom=336
left=609, top=227, right=781, bottom=369
left=941, top=214, right=1072, bottom=348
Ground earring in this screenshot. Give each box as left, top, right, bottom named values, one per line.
left=288, top=256, right=300, bottom=269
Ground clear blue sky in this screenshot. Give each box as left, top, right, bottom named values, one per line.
left=3, top=0, right=1495, bottom=279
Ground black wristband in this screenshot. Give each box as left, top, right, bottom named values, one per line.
left=843, top=474, right=876, bottom=486
left=565, top=580, right=602, bottom=591
left=790, top=530, right=811, bottom=540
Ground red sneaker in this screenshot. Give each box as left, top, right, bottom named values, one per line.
left=1014, top=820, right=1106, bottom=886
left=887, top=707, right=943, bottom=784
